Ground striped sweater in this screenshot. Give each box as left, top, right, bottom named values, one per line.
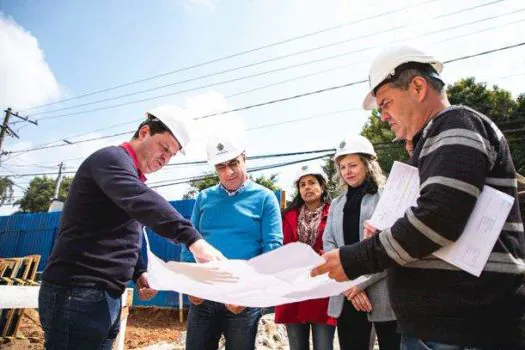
left=340, top=106, right=525, bottom=347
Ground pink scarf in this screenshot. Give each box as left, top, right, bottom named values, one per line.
left=297, top=205, right=323, bottom=247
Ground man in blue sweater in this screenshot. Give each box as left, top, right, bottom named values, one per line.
left=39, top=105, right=224, bottom=349
left=181, top=136, right=283, bottom=350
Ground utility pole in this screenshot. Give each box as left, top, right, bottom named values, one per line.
left=53, top=162, right=64, bottom=199
left=0, top=108, right=16, bottom=152
left=0, top=108, right=38, bottom=163
left=49, top=162, right=65, bottom=212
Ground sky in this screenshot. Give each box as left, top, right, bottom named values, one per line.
left=0, top=0, right=524, bottom=215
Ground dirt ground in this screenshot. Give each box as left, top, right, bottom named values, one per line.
left=1, top=307, right=187, bottom=350
left=1, top=308, right=374, bottom=350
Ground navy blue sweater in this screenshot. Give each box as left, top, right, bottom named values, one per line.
left=42, top=146, right=202, bottom=295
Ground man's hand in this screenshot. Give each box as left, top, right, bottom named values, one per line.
left=363, top=220, right=379, bottom=239
left=189, top=239, right=226, bottom=263
left=166, top=261, right=238, bottom=284
left=188, top=295, right=204, bottom=306
left=349, top=291, right=372, bottom=312
left=136, top=273, right=158, bottom=301
left=225, top=304, right=245, bottom=315
left=310, top=248, right=349, bottom=282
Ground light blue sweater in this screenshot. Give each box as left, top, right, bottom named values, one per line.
left=180, top=181, right=283, bottom=262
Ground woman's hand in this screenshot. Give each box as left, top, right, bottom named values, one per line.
left=350, top=291, right=372, bottom=312
left=363, top=220, right=379, bottom=239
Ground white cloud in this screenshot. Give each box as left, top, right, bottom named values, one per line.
left=182, top=91, right=246, bottom=158
left=149, top=91, right=246, bottom=199
left=0, top=13, right=61, bottom=111
left=180, top=0, right=218, bottom=12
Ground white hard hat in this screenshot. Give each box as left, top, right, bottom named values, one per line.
left=363, top=46, right=443, bottom=110
left=293, top=164, right=326, bottom=185
left=146, top=105, right=195, bottom=155
left=334, top=135, right=376, bottom=160
left=206, top=137, right=245, bottom=166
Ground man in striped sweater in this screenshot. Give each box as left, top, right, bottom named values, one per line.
left=312, top=46, right=525, bottom=348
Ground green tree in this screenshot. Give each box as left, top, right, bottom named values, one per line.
left=182, top=173, right=220, bottom=199
left=251, top=174, right=280, bottom=191
left=358, top=78, right=525, bottom=174
left=16, top=176, right=73, bottom=213
left=360, top=110, right=408, bottom=173
left=182, top=173, right=280, bottom=199
left=516, top=93, right=525, bottom=117
left=447, top=78, right=525, bottom=173
left=0, top=176, right=14, bottom=206
left=447, top=77, right=518, bottom=122
left=321, top=157, right=340, bottom=198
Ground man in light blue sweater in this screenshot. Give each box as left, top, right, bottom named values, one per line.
left=181, top=136, right=283, bottom=350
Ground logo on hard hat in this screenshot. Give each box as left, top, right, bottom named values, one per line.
left=301, top=165, right=308, bottom=171
left=217, top=143, right=224, bottom=151
left=339, top=141, right=346, bottom=149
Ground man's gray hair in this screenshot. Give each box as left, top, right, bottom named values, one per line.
left=390, top=68, right=446, bottom=95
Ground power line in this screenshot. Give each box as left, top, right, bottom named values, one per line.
left=31, top=1, right=513, bottom=120
left=444, top=41, right=525, bottom=64
left=166, top=148, right=337, bottom=167
left=5, top=35, right=525, bottom=160
left=0, top=166, right=30, bottom=191
left=1, top=108, right=359, bottom=165
left=18, top=0, right=442, bottom=113
left=0, top=150, right=323, bottom=206
left=245, top=108, right=361, bottom=131
left=29, top=7, right=525, bottom=122
left=434, top=17, right=525, bottom=44
left=2, top=162, right=65, bottom=169
left=7, top=108, right=523, bottom=177
left=194, top=41, right=525, bottom=121
left=6, top=61, right=525, bottom=159
left=7, top=130, right=132, bottom=154
left=0, top=148, right=337, bottom=178
left=12, top=10, right=525, bottom=157
left=150, top=152, right=334, bottom=189
left=195, top=80, right=367, bottom=120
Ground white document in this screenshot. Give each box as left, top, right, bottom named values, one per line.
left=145, top=232, right=366, bottom=307
left=368, top=161, right=514, bottom=276
left=433, top=186, right=514, bottom=276
left=369, top=161, right=420, bottom=230
left=0, top=285, right=40, bottom=308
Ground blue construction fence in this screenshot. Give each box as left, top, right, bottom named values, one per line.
left=0, top=191, right=281, bottom=308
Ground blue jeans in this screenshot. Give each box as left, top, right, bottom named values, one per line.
left=286, top=322, right=336, bottom=350
left=38, top=282, right=121, bottom=350
left=185, top=300, right=262, bottom=350
left=400, top=334, right=484, bottom=350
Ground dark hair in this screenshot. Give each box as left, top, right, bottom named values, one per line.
left=132, top=114, right=172, bottom=139
left=375, top=62, right=445, bottom=96
left=284, top=174, right=330, bottom=214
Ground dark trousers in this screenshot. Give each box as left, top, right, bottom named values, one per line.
left=185, top=300, right=262, bottom=350
left=38, top=282, right=121, bottom=350
left=337, top=299, right=400, bottom=350
left=400, top=334, right=485, bottom=350
left=286, top=322, right=336, bottom=350
left=375, top=321, right=401, bottom=350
